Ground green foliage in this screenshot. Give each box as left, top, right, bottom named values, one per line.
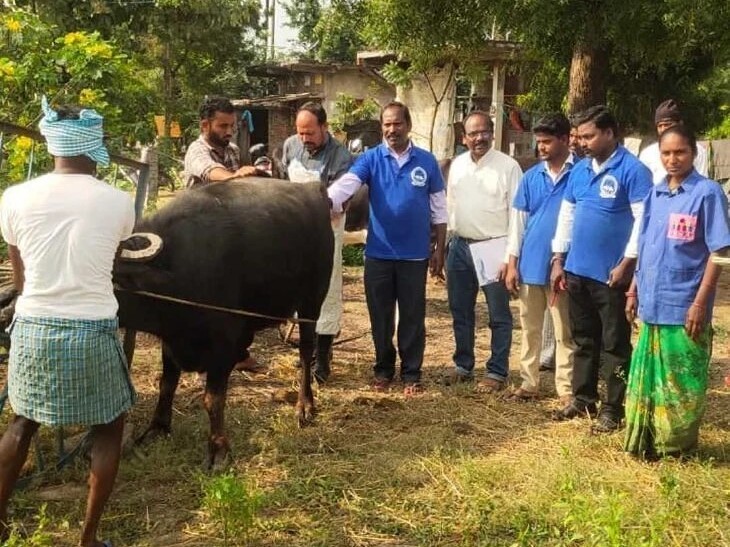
left=283, top=0, right=322, bottom=54
left=515, top=58, right=569, bottom=118
left=342, top=244, right=364, bottom=266
left=0, top=9, right=155, bottom=142
left=201, top=471, right=262, bottom=545
left=489, top=0, right=730, bottom=130
left=312, top=0, right=366, bottom=62
left=3, top=503, right=53, bottom=547
left=362, top=0, right=493, bottom=74
left=285, top=0, right=365, bottom=62
left=329, top=91, right=380, bottom=133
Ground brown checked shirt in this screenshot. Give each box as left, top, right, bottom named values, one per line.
left=183, top=135, right=241, bottom=188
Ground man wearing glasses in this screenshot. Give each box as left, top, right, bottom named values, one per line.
left=444, top=111, right=523, bottom=392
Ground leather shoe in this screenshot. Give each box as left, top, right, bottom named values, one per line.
left=552, top=400, right=597, bottom=421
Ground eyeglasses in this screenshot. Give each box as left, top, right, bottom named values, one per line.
left=466, top=130, right=492, bottom=139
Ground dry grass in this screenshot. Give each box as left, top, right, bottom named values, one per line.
left=1, top=267, right=729, bottom=546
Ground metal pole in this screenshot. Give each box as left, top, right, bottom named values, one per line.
left=270, top=0, right=276, bottom=60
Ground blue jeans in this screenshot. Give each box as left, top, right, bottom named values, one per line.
left=446, top=237, right=512, bottom=381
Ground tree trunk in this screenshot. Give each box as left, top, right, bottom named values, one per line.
left=567, top=38, right=609, bottom=116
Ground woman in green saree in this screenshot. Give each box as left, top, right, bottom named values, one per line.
left=625, top=125, right=730, bottom=459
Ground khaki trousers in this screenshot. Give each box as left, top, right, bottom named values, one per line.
left=518, top=284, right=575, bottom=397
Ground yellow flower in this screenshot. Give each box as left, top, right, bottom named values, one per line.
left=4, top=18, right=21, bottom=33
left=85, top=42, right=113, bottom=59
left=63, top=32, right=86, bottom=46
left=79, top=88, right=102, bottom=105
left=16, top=137, right=33, bottom=152
left=0, top=58, right=15, bottom=78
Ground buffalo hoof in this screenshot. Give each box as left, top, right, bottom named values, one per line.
left=295, top=401, right=315, bottom=427
left=206, top=438, right=232, bottom=470
left=135, top=423, right=170, bottom=446
left=205, top=447, right=232, bottom=471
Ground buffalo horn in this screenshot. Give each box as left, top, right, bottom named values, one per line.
left=119, top=232, right=163, bottom=261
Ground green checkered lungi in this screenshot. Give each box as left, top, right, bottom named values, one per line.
left=7, top=316, right=136, bottom=426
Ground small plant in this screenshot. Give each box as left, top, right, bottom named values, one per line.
left=202, top=471, right=262, bottom=546
left=4, top=503, right=54, bottom=546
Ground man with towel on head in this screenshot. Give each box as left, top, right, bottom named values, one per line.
left=639, top=99, right=708, bottom=184
left=0, top=96, right=135, bottom=547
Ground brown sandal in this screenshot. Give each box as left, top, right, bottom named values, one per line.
left=403, top=383, right=424, bottom=397
left=476, top=378, right=506, bottom=394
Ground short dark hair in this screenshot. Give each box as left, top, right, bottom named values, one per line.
left=297, top=102, right=327, bottom=125
left=532, top=113, right=570, bottom=137
left=55, top=104, right=83, bottom=121
left=463, top=110, right=494, bottom=131
left=199, top=96, right=234, bottom=120
left=380, top=101, right=412, bottom=126
left=659, top=124, right=698, bottom=156
left=573, top=105, right=619, bottom=136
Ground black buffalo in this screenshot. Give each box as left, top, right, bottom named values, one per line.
left=114, top=178, right=334, bottom=467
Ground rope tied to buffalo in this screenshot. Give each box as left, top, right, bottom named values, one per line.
left=114, top=287, right=318, bottom=324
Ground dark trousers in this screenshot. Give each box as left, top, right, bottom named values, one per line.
left=446, top=237, right=513, bottom=381
left=566, top=273, right=632, bottom=417
left=364, top=257, right=428, bottom=383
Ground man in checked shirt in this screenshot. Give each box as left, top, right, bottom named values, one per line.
left=183, top=96, right=258, bottom=188
left=183, top=96, right=263, bottom=374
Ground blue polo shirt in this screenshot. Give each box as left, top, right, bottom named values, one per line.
left=514, top=159, right=573, bottom=285
left=637, top=171, right=730, bottom=325
left=564, top=146, right=653, bottom=283
left=349, top=143, right=444, bottom=260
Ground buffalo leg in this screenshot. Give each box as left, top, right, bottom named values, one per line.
left=137, top=344, right=181, bottom=444
left=203, top=365, right=232, bottom=469
left=296, top=318, right=316, bottom=426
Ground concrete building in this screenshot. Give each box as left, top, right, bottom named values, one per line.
left=232, top=61, right=395, bottom=163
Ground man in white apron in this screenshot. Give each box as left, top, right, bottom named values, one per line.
left=282, top=102, right=352, bottom=383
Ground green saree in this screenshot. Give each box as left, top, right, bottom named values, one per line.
left=624, top=324, right=712, bottom=458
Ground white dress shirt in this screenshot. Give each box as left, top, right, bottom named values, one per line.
left=447, top=147, right=522, bottom=241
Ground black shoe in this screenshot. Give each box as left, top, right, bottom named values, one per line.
left=552, top=400, right=598, bottom=421
left=539, top=363, right=555, bottom=372
left=313, top=334, right=333, bottom=384
left=591, top=412, right=622, bottom=434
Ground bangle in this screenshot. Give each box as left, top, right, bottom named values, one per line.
left=625, top=292, right=637, bottom=298
left=550, top=255, right=564, bottom=266
left=690, top=302, right=704, bottom=309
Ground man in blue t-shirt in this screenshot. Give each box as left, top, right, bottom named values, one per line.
left=327, top=102, right=448, bottom=395
left=550, top=105, right=653, bottom=432
left=505, top=113, right=577, bottom=403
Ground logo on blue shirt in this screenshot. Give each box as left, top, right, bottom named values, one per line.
left=410, top=166, right=428, bottom=187
left=599, top=175, right=619, bottom=199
